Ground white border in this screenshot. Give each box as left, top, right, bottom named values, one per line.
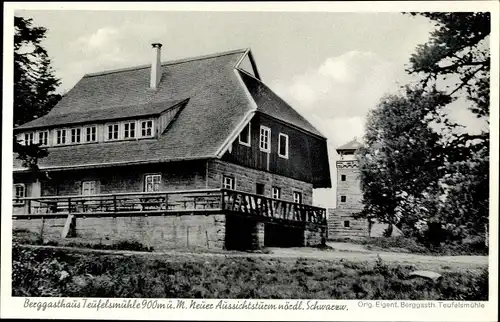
left=2, top=2, right=499, bottom=321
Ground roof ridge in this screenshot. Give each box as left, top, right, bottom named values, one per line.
left=84, top=48, right=249, bottom=78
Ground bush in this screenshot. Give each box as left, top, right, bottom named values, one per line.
left=11, top=245, right=488, bottom=300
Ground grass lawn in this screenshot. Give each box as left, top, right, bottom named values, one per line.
left=12, top=244, right=488, bottom=300
left=328, top=236, right=488, bottom=256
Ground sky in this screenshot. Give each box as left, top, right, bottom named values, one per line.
left=15, top=9, right=489, bottom=208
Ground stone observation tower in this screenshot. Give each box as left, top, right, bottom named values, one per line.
left=327, top=138, right=370, bottom=238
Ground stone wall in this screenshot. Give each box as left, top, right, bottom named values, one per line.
left=327, top=208, right=369, bottom=239
left=304, top=224, right=326, bottom=246
left=336, top=161, right=363, bottom=208
left=12, top=214, right=226, bottom=250
left=24, top=161, right=207, bottom=196
left=207, top=160, right=313, bottom=204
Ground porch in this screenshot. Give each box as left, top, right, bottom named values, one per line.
left=12, top=188, right=327, bottom=228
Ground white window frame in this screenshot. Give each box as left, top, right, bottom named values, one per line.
left=222, top=176, right=235, bottom=190
left=85, top=126, right=97, bottom=143
left=24, top=132, right=35, bottom=145
left=38, top=131, right=49, bottom=146
left=81, top=181, right=97, bottom=195
left=140, top=119, right=154, bottom=138
left=272, top=186, right=281, bottom=199
left=259, top=125, right=271, bottom=153
left=71, top=127, right=82, bottom=144
left=293, top=191, right=302, bottom=204
left=55, top=129, right=67, bottom=145
left=238, top=122, right=251, bottom=147
left=278, top=133, right=289, bottom=159
left=14, top=183, right=26, bottom=205
left=106, top=123, right=120, bottom=141
left=124, top=121, right=137, bottom=139
left=144, top=174, right=161, bottom=192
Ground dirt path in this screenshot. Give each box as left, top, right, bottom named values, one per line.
left=20, top=243, right=488, bottom=270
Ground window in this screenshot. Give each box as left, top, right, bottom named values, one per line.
left=17, top=134, right=25, bottom=146
left=272, top=187, right=281, bottom=199
left=293, top=191, right=302, bottom=204
left=278, top=133, right=289, bottom=159
left=38, top=131, right=49, bottom=146
left=144, top=174, right=161, bottom=192
left=71, top=128, right=81, bottom=143
left=14, top=184, right=25, bottom=205
left=239, top=122, right=251, bottom=147
left=256, top=183, right=265, bottom=195
left=141, top=120, right=153, bottom=137
left=222, top=176, right=235, bottom=190
left=340, top=196, right=347, bottom=203
left=24, top=132, right=34, bottom=145
left=344, top=220, right=350, bottom=228
left=82, top=181, right=97, bottom=195
left=56, top=129, right=67, bottom=145
left=259, top=126, right=271, bottom=152
left=85, top=126, right=97, bottom=142
left=341, top=175, right=346, bottom=181
left=107, top=124, right=119, bottom=140
left=124, top=122, right=136, bottom=139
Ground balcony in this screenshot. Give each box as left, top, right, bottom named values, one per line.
left=12, top=189, right=327, bottom=227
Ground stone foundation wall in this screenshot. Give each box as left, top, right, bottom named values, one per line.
left=12, top=214, right=226, bottom=250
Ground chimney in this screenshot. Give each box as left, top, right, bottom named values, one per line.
left=150, top=43, right=162, bottom=89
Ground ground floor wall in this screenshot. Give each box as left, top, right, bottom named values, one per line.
left=207, top=160, right=313, bottom=205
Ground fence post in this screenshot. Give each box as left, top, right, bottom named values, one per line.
left=113, top=195, right=117, bottom=213
left=68, top=198, right=72, bottom=213
left=27, top=199, right=31, bottom=215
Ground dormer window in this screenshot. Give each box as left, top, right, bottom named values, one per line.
left=124, top=122, right=136, bottom=139
left=38, top=131, right=49, bottom=146
left=107, top=124, right=119, bottom=141
left=24, top=132, right=34, bottom=145
left=71, top=128, right=81, bottom=143
left=141, top=120, right=153, bottom=137
left=239, top=122, right=251, bottom=147
left=85, top=126, right=97, bottom=142
left=56, top=129, right=67, bottom=145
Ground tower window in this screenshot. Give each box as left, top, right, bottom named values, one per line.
left=344, top=220, right=350, bottom=228
left=340, top=196, right=347, bottom=203
left=341, top=175, right=346, bottom=181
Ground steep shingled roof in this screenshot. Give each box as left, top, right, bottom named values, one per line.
left=16, top=99, right=187, bottom=129
left=14, top=49, right=253, bottom=170
left=13, top=48, right=326, bottom=173
left=238, top=70, right=325, bottom=138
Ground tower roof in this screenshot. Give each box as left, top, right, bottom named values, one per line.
left=336, top=137, right=362, bottom=152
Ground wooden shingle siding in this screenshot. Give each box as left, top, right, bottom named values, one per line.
left=223, top=113, right=329, bottom=187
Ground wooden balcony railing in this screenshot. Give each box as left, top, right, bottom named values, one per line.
left=12, top=189, right=326, bottom=226
left=222, top=189, right=326, bottom=225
